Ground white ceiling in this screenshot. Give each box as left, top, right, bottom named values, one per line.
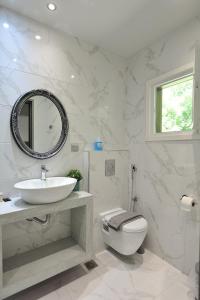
left=0, top=0, right=200, bottom=57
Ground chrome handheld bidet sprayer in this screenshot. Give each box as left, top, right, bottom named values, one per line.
left=130, top=164, right=137, bottom=212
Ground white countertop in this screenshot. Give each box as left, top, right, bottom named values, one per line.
left=0, top=191, right=92, bottom=224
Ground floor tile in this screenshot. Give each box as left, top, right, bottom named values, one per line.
left=155, top=282, right=194, bottom=300
left=5, top=249, right=194, bottom=300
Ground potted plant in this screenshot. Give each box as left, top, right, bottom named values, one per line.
left=66, top=169, right=83, bottom=192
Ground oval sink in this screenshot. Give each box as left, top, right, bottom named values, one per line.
left=14, top=177, right=77, bottom=204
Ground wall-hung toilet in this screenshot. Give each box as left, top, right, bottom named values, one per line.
left=100, top=208, right=148, bottom=255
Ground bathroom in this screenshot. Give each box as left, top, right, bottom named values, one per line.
left=0, top=0, right=199, bottom=299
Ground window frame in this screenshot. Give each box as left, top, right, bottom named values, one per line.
left=146, top=62, right=200, bottom=141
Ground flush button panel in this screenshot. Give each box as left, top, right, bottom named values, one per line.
left=105, top=159, right=115, bottom=176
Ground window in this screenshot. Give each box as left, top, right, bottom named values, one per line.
left=155, top=74, right=193, bottom=133
left=146, top=64, right=199, bottom=141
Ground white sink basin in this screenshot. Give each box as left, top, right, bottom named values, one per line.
left=14, top=177, right=77, bottom=204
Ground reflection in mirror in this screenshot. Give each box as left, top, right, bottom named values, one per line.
left=11, top=89, right=69, bottom=159
left=18, top=96, right=62, bottom=153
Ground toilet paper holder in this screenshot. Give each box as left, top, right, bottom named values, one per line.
left=180, top=195, right=196, bottom=207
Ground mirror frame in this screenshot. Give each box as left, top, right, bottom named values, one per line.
left=10, top=89, right=69, bottom=159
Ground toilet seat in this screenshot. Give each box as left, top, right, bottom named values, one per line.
left=103, top=209, right=147, bottom=233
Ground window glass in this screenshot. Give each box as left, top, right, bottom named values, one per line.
left=155, top=75, right=193, bottom=133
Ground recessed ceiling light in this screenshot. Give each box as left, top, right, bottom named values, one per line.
left=35, top=35, right=42, bottom=40
left=71, top=74, right=75, bottom=79
left=3, top=22, right=9, bottom=29
left=47, top=3, right=57, bottom=11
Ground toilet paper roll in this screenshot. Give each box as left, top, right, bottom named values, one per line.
left=180, top=196, right=195, bottom=212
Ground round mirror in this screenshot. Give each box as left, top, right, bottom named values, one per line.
left=10, top=89, right=69, bottom=159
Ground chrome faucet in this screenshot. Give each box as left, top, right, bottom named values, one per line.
left=41, top=165, right=49, bottom=181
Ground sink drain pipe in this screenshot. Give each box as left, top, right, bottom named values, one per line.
left=26, top=214, right=51, bottom=225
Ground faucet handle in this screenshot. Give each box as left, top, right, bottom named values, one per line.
left=41, top=164, right=49, bottom=172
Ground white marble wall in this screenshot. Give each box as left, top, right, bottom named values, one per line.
left=0, top=7, right=127, bottom=257
left=2, top=5, right=198, bottom=277
left=2, top=210, right=71, bottom=259
left=89, top=150, right=129, bottom=251
left=125, top=17, right=200, bottom=274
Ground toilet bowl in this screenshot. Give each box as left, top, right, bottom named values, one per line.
left=100, top=208, right=148, bottom=255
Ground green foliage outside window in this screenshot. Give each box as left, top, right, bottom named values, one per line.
left=156, top=75, right=193, bottom=133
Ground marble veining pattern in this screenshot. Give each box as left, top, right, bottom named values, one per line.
left=125, top=17, right=200, bottom=275
left=0, top=7, right=128, bottom=257
left=5, top=249, right=194, bottom=300
left=89, top=151, right=129, bottom=251
left=0, top=6, right=127, bottom=188
left=2, top=210, right=71, bottom=258
left=0, top=3, right=199, bottom=287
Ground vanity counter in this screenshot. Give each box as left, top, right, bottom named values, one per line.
left=0, top=191, right=93, bottom=299
left=0, top=191, right=92, bottom=225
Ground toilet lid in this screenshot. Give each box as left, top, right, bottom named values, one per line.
left=104, top=209, right=126, bottom=223
left=122, top=217, right=148, bottom=233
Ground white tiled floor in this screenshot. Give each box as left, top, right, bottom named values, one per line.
left=6, top=249, right=196, bottom=300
